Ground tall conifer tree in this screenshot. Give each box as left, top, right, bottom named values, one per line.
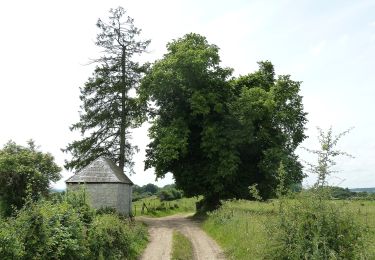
left=64, top=7, right=150, bottom=171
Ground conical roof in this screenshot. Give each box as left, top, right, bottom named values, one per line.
left=65, top=157, right=133, bottom=185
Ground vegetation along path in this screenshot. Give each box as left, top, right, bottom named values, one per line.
left=138, top=214, right=225, bottom=260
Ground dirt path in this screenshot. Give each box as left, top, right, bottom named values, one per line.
left=138, top=214, right=225, bottom=260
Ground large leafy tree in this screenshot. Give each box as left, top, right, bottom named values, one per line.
left=64, top=7, right=150, bottom=171
left=141, top=33, right=307, bottom=207
left=0, top=140, right=61, bottom=215
left=229, top=62, right=307, bottom=200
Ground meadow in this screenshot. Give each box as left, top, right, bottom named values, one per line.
left=202, top=199, right=375, bottom=259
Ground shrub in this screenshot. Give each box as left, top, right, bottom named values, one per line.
left=64, top=188, right=95, bottom=225
left=0, top=218, right=25, bottom=259
left=158, top=188, right=183, bottom=201
left=268, top=126, right=369, bottom=259
left=0, top=189, right=148, bottom=260
left=13, top=200, right=88, bottom=259
left=0, top=140, right=61, bottom=216
left=268, top=192, right=369, bottom=259
left=87, top=214, right=148, bottom=260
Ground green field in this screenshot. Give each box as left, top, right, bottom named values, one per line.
left=202, top=199, right=375, bottom=259
left=132, top=196, right=201, bottom=217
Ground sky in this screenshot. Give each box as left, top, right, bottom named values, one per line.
left=0, top=0, right=374, bottom=189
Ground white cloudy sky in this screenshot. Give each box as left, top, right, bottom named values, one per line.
left=0, top=0, right=374, bottom=189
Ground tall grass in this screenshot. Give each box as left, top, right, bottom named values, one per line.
left=132, top=196, right=201, bottom=217
left=268, top=193, right=369, bottom=259
left=203, top=200, right=275, bottom=259
left=203, top=199, right=375, bottom=259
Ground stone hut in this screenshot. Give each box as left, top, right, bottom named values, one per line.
left=65, top=157, right=133, bottom=215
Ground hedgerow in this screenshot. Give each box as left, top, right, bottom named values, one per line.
left=0, top=190, right=148, bottom=259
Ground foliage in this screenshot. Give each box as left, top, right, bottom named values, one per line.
left=203, top=199, right=375, bottom=259
left=248, top=184, right=262, bottom=201
left=63, top=6, right=150, bottom=171
left=303, top=127, right=354, bottom=187
left=0, top=140, right=61, bottom=216
left=140, top=183, right=159, bottom=194
left=268, top=193, right=369, bottom=259
left=132, top=196, right=200, bottom=217
left=158, top=187, right=183, bottom=201
left=141, top=33, right=307, bottom=207
left=203, top=199, right=275, bottom=259
left=13, top=200, right=88, bottom=260
left=87, top=214, right=148, bottom=260
left=132, top=183, right=184, bottom=202
left=268, top=127, right=369, bottom=259
left=0, top=189, right=148, bottom=260
left=324, top=186, right=356, bottom=200
left=64, top=188, right=95, bottom=224
left=171, top=231, right=193, bottom=260
left=133, top=183, right=160, bottom=201
left=0, top=218, right=25, bottom=259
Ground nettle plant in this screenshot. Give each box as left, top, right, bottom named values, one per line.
left=269, top=127, right=369, bottom=260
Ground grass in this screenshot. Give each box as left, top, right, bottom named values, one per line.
left=171, top=230, right=194, bottom=260
left=202, top=199, right=375, bottom=259
left=132, top=196, right=201, bottom=217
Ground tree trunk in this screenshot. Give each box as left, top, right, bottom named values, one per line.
left=119, top=47, right=127, bottom=170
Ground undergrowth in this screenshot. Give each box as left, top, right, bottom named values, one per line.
left=133, top=196, right=201, bottom=217
left=0, top=190, right=148, bottom=259
left=203, top=198, right=375, bottom=259
left=268, top=191, right=370, bottom=259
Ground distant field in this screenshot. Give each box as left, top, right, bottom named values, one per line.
left=351, top=187, right=375, bottom=193
left=132, top=196, right=201, bottom=217
left=202, top=199, right=375, bottom=259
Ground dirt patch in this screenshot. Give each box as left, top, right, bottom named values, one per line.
left=138, top=214, right=225, bottom=260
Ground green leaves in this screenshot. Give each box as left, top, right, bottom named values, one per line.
left=141, top=34, right=307, bottom=206
left=304, top=127, right=354, bottom=188
left=64, top=7, right=150, bottom=171
left=0, top=190, right=148, bottom=259
left=0, top=141, right=61, bottom=216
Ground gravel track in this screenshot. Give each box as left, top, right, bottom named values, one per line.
left=138, top=214, right=225, bottom=260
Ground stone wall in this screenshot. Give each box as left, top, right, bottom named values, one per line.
left=117, top=184, right=132, bottom=215
left=67, top=183, right=132, bottom=215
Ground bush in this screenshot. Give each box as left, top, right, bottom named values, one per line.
left=9, top=200, right=87, bottom=259
left=0, top=219, right=25, bottom=259
left=268, top=191, right=369, bottom=259
left=158, top=188, right=183, bottom=201
left=87, top=214, right=148, bottom=260
left=0, top=140, right=61, bottom=216
left=0, top=190, right=148, bottom=259
left=96, top=206, right=118, bottom=216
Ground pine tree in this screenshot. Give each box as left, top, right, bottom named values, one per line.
left=64, top=7, right=150, bottom=171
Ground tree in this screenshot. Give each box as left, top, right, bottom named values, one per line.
left=63, top=7, right=150, bottom=171
left=229, top=63, right=307, bottom=200
left=0, top=140, right=61, bottom=215
left=142, top=183, right=159, bottom=194
left=141, top=33, right=307, bottom=208
left=304, top=127, right=354, bottom=188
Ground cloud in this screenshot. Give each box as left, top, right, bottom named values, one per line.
left=310, top=40, right=327, bottom=56
left=339, top=34, right=349, bottom=45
